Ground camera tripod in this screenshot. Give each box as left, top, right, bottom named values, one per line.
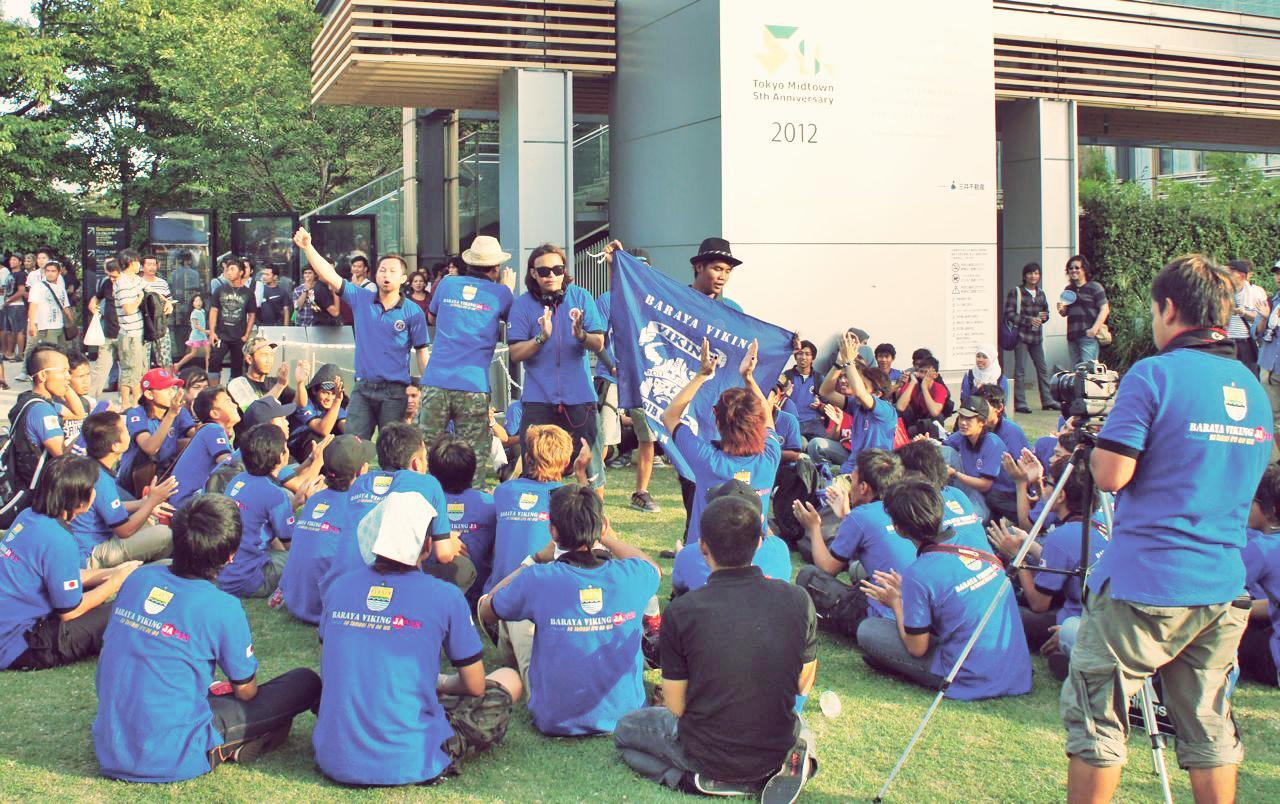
left=873, top=437, right=1174, bottom=803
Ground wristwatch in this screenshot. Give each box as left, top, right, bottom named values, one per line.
left=534, top=331, right=547, bottom=345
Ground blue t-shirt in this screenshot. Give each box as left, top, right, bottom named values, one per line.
left=423, top=274, right=513, bottom=393
left=315, top=565, right=482, bottom=785
left=0, top=510, right=83, bottom=669
left=216, top=473, right=295, bottom=597
left=838, top=396, right=898, bottom=474
left=673, top=424, right=782, bottom=545
left=69, top=465, right=131, bottom=564
left=487, top=477, right=559, bottom=593
left=169, top=423, right=233, bottom=509
left=1035, top=521, right=1109, bottom=624
left=829, top=501, right=917, bottom=617
left=901, top=548, right=1032, bottom=700
left=341, top=280, right=429, bottom=384
left=988, top=418, right=1030, bottom=496
left=22, top=397, right=64, bottom=453
left=118, top=406, right=182, bottom=481
left=445, top=489, right=496, bottom=590
left=672, top=535, right=792, bottom=595
left=492, top=556, right=660, bottom=735
left=944, top=431, right=1007, bottom=487
left=281, top=487, right=354, bottom=625
left=92, top=565, right=257, bottom=782
left=775, top=410, right=803, bottom=457
left=1032, top=435, right=1058, bottom=476
left=940, top=486, right=991, bottom=551
left=1243, top=530, right=1280, bottom=674
left=504, top=400, right=523, bottom=435
left=594, top=290, right=616, bottom=383
left=508, top=285, right=605, bottom=405
left=176, top=407, right=197, bottom=438
left=325, top=470, right=452, bottom=591
left=290, top=403, right=347, bottom=441
left=1092, top=347, right=1271, bottom=605
left=784, top=368, right=822, bottom=426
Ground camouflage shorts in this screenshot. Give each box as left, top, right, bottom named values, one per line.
left=419, top=386, right=491, bottom=484
left=439, top=679, right=515, bottom=763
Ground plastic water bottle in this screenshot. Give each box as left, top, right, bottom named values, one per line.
left=819, top=690, right=841, bottom=719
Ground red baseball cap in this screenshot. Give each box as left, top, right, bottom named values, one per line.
left=141, top=368, right=184, bottom=391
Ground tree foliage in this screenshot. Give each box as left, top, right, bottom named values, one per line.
left=1080, top=162, right=1280, bottom=370
left=1, top=0, right=399, bottom=255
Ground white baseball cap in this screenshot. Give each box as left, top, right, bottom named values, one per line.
left=357, top=492, right=438, bottom=567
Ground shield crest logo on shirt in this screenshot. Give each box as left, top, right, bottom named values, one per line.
left=366, top=585, right=394, bottom=612
left=448, top=502, right=465, bottom=522
left=229, top=481, right=245, bottom=497
left=518, top=492, right=538, bottom=511
left=946, top=500, right=964, bottom=515
left=1223, top=385, right=1248, bottom=422
left=462, top=285, right=477, bottom=301
left=144, top=587, right=174, bottom=615
left=373, top=475, right=394, bottom=495
left=579, top=587, right=603, bottom=615
left=313, top=503, right=329, bottom=518
left=394, top=319, right=406, bottom=332
left=733, top=471, right=751, bottom=483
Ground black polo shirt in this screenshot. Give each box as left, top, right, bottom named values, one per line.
left=659, top=565, right=817, bottom=782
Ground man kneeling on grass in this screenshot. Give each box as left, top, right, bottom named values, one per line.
left=858, top=478, right=1032, bottom=700
left=614, top=493, right=818, bottom=803
left=314, top=492, right=521, bottom=786
left=479, top=484, right=661, bottom=736
left=93, top=495, right=321, bottom=782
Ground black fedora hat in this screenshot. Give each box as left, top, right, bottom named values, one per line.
left=689, top=237, right=742, bottom=268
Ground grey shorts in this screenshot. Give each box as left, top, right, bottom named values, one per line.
left=627, top=407, right=654, bottom=443
left=2, top=305, right=23, bottom=333
left=117, top=333, right=146, bottom=387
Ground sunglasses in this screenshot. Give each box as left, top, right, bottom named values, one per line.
left=533, top=264, right=566, bottom=278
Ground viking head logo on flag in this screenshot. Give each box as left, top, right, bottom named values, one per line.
left=609, top=251, right=795, bottom=478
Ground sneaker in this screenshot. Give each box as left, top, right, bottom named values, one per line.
left=760, top=736, right=813, bottom=804
left=1014, top=405, right=1033, bottom=414
left=659, top=549, right=678, bottom=559
left=231, top=724, right=291, bottom=765
left=693, top=773, right=760, bottom=797
left=653, top=455, right=666, bottom=467
left=606, top=455, right=631, bottom=469
left=14, top=373, right=28, bottom=382
left=630, top=491, right=662, bottom=513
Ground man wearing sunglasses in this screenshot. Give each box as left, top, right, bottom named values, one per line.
left=508, top=244, right=606, bottom=462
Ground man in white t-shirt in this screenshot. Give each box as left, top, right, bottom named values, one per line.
left=25, top=259, right=70, bottom=358
left=141, top=253, right=175, bottom=369
left=112, top=250, right=147, bottom=409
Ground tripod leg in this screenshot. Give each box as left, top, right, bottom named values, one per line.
left=1138, top=679, right=1175, bottom=804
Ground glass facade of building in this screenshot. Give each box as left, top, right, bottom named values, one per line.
left=1155, top=0, right=1280, bottom=17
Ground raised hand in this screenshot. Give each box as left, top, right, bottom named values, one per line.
left=825, top=483, right=851, bottom=520
left=499, top=267, right=516, bottom=291
left=293, top=228, right=312, bottom=250
left=539, top=306, right=554, bottom=340
left=840, top=331, right=858, bottom=364
left=603, top=239, right=624, bottom=265
left=570, top=307, right=586, bottom=342
left=148, top=475, right=179, bottom=503
left=698, top=338, right=717, bottom=378
left=738, top=339, right=758, bottom=379
left=295, top=360, right=311, bottom=385
left=276, top=363, right=290, bottom=386
left=1017, top=448, right=1043, bottom=484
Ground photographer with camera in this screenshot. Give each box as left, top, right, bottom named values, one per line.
left=1061, top=255, right=1270, bottom=804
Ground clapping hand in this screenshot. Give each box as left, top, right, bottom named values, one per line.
left=792, top=500, right=823, bottom=532
left=987, top=518, right=1028, bottom=556
left=825, top=483, right=851, bottom=520
left=698, top=338, right=717, bottom=378
left=739, top=339, right=759, bottom=379
left=839, top=331, right=858, bottom=364
left=539, top=306, right=554, bottom=340
left=860, top=569, right=903, bottom=608
left=276, top=363, right=290, bottom=387
left=294, top=360, right=311, bottom=385
left=570, top=308, right=586, bottom=342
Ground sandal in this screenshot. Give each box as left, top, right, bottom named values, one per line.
left=0, top=380, right=10, bottom=390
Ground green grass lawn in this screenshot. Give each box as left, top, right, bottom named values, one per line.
left=3, top=460, right=1280, bottom=802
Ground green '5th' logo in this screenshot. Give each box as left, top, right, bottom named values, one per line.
left=756, top=25, right=831, bottom=76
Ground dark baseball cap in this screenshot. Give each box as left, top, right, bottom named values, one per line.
left=957, top=396, right=991, bottom=420
left=324, top=435, right=375, bottom=478
left=706, top=478, right=763, bottom=515
left=242, top=396, right=297, bottom=430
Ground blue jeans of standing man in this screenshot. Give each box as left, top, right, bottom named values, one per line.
left=1068, top=337, right=1099, bottom=367
left=347, top=380, right=408, bottom=440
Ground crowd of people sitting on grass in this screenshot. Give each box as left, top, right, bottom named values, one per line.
left=0, top=237, right=1277, bottom=803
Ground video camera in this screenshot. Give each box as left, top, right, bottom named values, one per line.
left=1049, top=360, right=1119, bottom=420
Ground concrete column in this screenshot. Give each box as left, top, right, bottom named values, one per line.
left=401, top=108, right=419, bottom=261
left=498, top=69, right=575, bottom=282
left=1000, top=98, right=1078, bottom=374
left=415, top=109, right=451, bottom=268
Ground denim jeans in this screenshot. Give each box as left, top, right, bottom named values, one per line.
left=614, top=706, right=696, bottom=790
left=1012, top=340, right=1052, bottom=408
left=1068, top=337, right=1099, bottom=367
left=856, top=616, right=943, bottom=690
left=208, top=668, right=321, bottom=766
left=347, top=380, right=408, bottom=440
left=804, top=437, right=850, bottom=468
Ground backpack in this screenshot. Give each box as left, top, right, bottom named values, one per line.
left=141, top=290, right=167, bottom=343
left=96, top=278, right=120, bottom=339
left=771, top=455, right=819, bottom=549
left=0, top=393, right=52, bottom=528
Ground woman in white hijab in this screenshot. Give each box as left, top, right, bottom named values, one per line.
left=960, top=343, right=1003, bottom=401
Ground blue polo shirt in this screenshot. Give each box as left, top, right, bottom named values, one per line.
left=290, top=403, right=347, bottom=441
left=944, top=431, right=1007, bottom=487
left=1091, top=347, right=1271, bottom=606
left=69, top=465, right=131, bottom=564
left=1243, top=531, right=1280, bottom=673
left=492, top=555, right=659, bottom=735
left=839, top=396, right=898, bottom=474
left=672, top=535, right=792, bottom=595
left=1032, top=435, right=1058, bottom=476
left=673, top=424, right=782, bottom=545
left=340, top=280, right=429, bottom=384
left=901, top=547, right=1032, bottom=700
left=504, top=400, right=523, bottom=434
left=22, top=397, right=64, bottom=452
left=508, top=285, right=605, bottom=405
left=281, top=487, right=354, bottom=625
left=92, top=565, right=257, bottom=782
left=487, top=477, right=559, bottom=593
left=118, top=405, right=182, bottom=481
left=444, top=488, right=496, bottom=591
left=593, top=290, right=616, bottom=383
left=940, top=486, right=991, bottom=551
left=315, top=565, right=483, bottom=786
left=828, top=501, right=916, bottom=617
left=775, top=410, right=803, bottom=457
left=784, top=368, right=821, bottom=426
left=423, top=274, right=513, bottom=393
left=176, top=407, right=197, bottom=438
left=169, top=423, right=233, bottom=509
left=993, top=417, right=1031, bottom=459
left=0, top=510, right=84, bottom=669
left=216, top=473, right=295, bottom=597
left=1035, top=520, right=1109, bottom=624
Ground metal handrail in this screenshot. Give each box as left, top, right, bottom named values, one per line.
left=301, top=167, right=404, bottom=220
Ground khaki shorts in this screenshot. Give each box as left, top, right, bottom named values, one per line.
left=599, top=383, right=621, bottom=446
left=627, top=407, right=654, bottom=443
left=1060, top=581, right=1248, bottom=769
left=117, top=333, right=146, bottom=388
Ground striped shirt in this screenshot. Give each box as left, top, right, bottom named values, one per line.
left=113, top=273, right=145, bottom=336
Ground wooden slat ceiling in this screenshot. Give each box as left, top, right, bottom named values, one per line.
left=312, top=0, right=614, bottom=113
left=995, top=37, right=1280, bottom=119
